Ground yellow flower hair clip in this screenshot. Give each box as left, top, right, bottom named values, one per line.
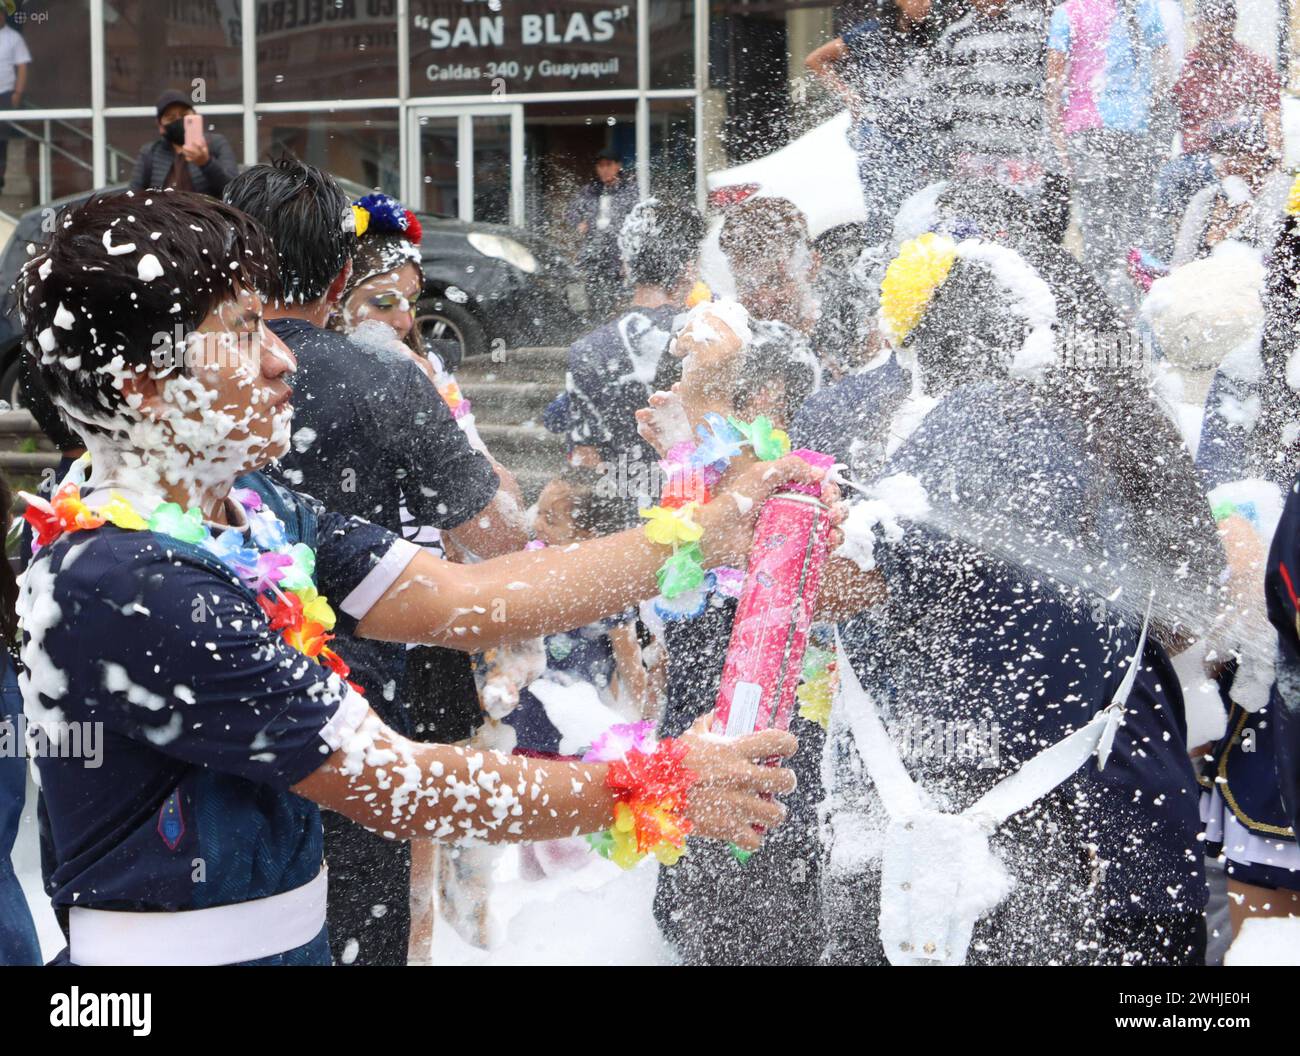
left=1287, top=173, right=1300, bottom=217
left=879, top=232, right=958, bottom=345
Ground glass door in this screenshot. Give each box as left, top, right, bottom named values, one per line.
left=408, top=104, right=524, bottom=227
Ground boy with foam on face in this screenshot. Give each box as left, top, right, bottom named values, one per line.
left=16, top=190, right=837, bottom=966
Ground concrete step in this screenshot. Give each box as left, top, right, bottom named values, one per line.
left=0, top=410, right=41, bottom=435
left=477, top=422, right=566, bottom=506
left=458, top=346, right=568, bottom=385
left=477, top=421, right=566, bottom=460
left=0, top=451, right=59, bottom=472
left=462, top=379, right=560, bottom=424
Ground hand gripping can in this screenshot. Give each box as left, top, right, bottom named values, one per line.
left=711, top=451, right=834, bottom=738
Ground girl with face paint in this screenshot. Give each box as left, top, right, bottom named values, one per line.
left=327, top=196, right=530, bottom=962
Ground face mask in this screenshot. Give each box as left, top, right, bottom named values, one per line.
left=162, top=118, right=186, bottom=146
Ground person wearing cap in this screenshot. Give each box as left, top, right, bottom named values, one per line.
left=565, top=145, right=640, bottom=318
left=128, top=89, right=238, bottom=198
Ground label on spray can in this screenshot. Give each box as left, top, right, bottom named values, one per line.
left=712, top=487, right=833, bottom=737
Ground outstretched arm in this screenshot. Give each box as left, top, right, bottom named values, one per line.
left=356, top=454, right=839, bottom=651
left=292, top=708, right=797, bottom=851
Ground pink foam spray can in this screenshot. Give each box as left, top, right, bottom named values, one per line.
left=711, top=449, right=835, bottom=739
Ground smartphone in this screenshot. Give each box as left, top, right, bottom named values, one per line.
left=183, top=114, right=206, bottom=152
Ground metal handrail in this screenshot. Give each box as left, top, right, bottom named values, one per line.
left=5, top=120, right=91, bottom=173
left=0, top=100, right=138, bottom=205
left=0, top=100, right=135, bottom=186
left=44, top=111, right=134, bottom=170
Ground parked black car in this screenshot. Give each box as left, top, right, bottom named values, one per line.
left=0, top=178, right=591, bottom=404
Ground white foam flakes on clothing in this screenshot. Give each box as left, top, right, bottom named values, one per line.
left=836, top=473, right=930, bottom=573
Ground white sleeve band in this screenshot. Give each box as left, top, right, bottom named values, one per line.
left=338, top=537, right=422, bottom=621
left=318, top=685, right=372, bottom=752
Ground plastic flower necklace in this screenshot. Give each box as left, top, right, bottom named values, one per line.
left=640, top=413, right=791, bottom=620
left=22, top=480, right=362, bottom=692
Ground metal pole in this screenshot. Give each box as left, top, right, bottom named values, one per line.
left=39, top=119, right=51, bottom=203
left=242, top=0, right=257, bottom=166
left=89, top=0, right=106, bottom=187
left=694, top=0, right=708, bottom=213
left=636, top=0, right=650, bottom=199
left=459, top=113, right=473, bottom=222
left=511, top=105, right=524, bottom=227
left=399, top=0, right=411, bottom=202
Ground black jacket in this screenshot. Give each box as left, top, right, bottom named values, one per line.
left=128, top=131, right=238, bottom=197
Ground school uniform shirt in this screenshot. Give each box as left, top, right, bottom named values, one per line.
left=856, top=382, right=1207, bottom=922
left=24, top=473, right=415, bottom=957
left=268, top=317, right=498, bottom=729
left=932, top=2, right=1054, bottom=170
left=506, top=613, right=633, bottom=755
left=788, top=353, right=911, bottom=478
left=652, top=596, right=828, bottom=965
left=1193, top=366, right=1300, bottom=887
left=565, top=305, right=678, bottom=478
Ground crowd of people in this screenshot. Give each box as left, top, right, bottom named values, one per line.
left=0, top=0, right=1298, bottom=968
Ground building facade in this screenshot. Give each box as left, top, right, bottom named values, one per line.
left=0, top=0, right=1292, bottom=233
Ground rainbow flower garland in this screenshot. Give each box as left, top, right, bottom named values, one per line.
left=23, top=482, right=362, bottom=692
left=436, top=375, right=471, bottom=420
left=582, top=721, right=697, bottom=869
left=640, top=413, right=791, bottom=620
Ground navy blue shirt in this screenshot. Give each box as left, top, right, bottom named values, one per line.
left=26, top=473, right=398, bottom=918
left=863, top=382, right=1207, bottom=917
left=789, top=354, right=911, bottom=474
left=268, top=317, right=498, bottom=723
left=1267, top=475, right=1300, bottom=837
left=506, top=614, right=632, bottom=755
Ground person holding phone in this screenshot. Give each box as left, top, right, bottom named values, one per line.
left=129, top=89, right=238, bottom=198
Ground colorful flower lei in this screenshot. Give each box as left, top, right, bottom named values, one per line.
left=582, top=721, right=697, bottom=869
left=795, top=643, right=838, bottom=731
left=879, top=232, right=958, bottom=345
left=22, top=482, right=362, bottom=692
left=1287, top=172, right=1300, bottom=218
left=436, top=375, right=471, bottom=420
left=639, top=413, right=791, bottom=620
